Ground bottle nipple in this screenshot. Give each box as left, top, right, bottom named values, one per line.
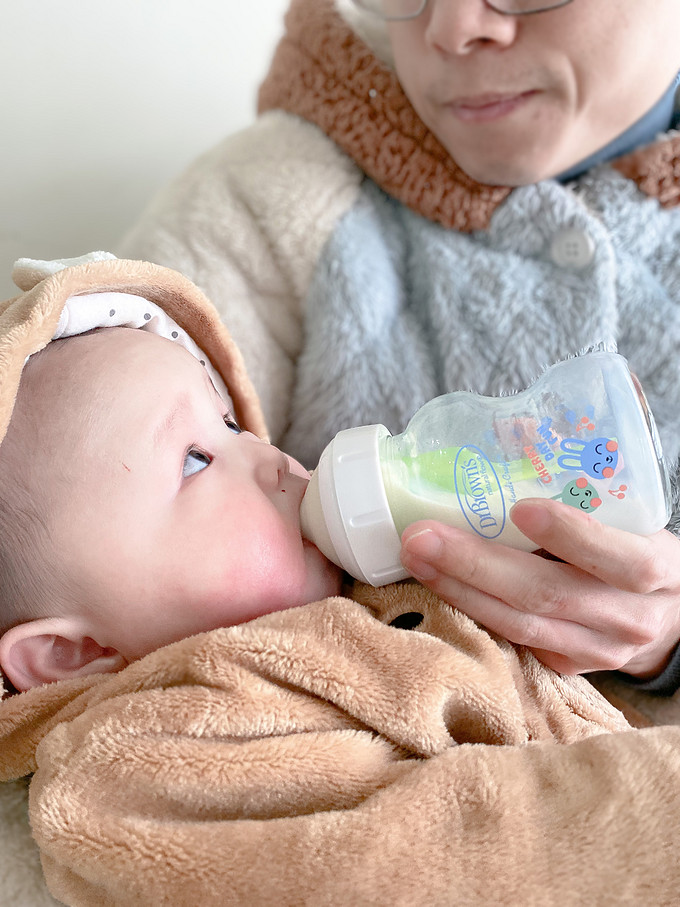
left=300, top=468, right=341, bottom=567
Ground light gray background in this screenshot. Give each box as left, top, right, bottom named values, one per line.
left=0, top=1, right=289, bottom=299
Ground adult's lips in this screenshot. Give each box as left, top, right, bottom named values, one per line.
left=448, top=90, right=539, bottom=122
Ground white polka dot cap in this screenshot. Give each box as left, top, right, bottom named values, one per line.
left=0, top=253, right=268, bottom=447
left=54, top=291, right=233, bottom=408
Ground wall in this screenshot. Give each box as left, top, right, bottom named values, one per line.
left=0, top=0, right=289, bottom=298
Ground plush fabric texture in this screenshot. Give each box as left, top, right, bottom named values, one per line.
left=8, top=580, right=680, bottom=907
left=80, top=0, right=680, bottom=899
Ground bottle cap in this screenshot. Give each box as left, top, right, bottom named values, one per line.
left=300, top=424, right=409, bottom=585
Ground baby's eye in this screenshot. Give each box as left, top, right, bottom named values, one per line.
left=183, top=448, right=212, bottom=478
left=223, top=415, right=242, bottom=434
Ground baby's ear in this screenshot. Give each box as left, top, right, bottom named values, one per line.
left=0, top=618, right=127, bottom=692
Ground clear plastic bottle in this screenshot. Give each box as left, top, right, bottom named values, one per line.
left=300, top=351, right=671, bottom=586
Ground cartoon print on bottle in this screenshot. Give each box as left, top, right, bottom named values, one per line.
left=552, top=477, right=602, bottom=512
left=557, top=436, right=619, bottom=478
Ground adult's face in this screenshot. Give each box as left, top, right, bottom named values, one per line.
left=388, top=0, right=680, bottom=185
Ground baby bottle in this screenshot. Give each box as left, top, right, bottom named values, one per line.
left=300, top=351, right=671, bottom=586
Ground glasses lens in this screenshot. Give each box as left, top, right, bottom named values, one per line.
left=352, top=0, right=426, bottom=20
left=353, top=0, right=572, bottom=16
left=491, top=0, right=572, bottom=12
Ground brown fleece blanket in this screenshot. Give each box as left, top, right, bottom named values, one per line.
left=3, top=584, right=680, bottom=906
left=1, top=259, right=680, bottom=906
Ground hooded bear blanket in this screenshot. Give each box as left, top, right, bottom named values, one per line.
left=0, top=258, right=680, bottom=906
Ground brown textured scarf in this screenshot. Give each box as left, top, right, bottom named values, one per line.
left=258, top=0, right=680, bottom=231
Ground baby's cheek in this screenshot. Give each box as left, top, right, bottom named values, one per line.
left=302, top=541, right=343, bottom=602
left=231, top=530, right=305, bottom=607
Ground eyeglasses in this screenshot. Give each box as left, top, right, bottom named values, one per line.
left=350, top=0, right=573, bottom=20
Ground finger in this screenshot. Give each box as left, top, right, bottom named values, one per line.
left=400, top=520, right=657, bottom=639
left=510, top=498, right=673, bottom=594
left=401, top=521, right=600, bottom=623
left=400, top=529, right=625, bottom=672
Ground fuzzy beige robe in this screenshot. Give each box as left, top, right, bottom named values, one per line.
left=1, top=259, right=680, bottom=906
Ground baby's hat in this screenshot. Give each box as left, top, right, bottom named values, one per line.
left=0, top=252, right=268, bottom=448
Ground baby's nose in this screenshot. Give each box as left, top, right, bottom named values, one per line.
left=247, top=436, right=290, bottom=492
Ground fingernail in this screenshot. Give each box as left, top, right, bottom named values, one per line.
left=402, top=529, right=444, bottom=580
left=403, top=528, right=443, bottom=560
left=405, top=558, right=439, bottom=582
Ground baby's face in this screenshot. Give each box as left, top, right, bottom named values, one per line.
left=22, top=328, right=342, bottom=660
left=388, top=0, right=680, bottom=185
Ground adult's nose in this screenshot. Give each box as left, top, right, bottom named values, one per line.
left=424, top=0, right=519, bottom=55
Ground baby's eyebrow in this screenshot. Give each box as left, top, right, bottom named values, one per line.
left=202, top=366, right=234, bottom=414
left=152, top=393, right=192, bottom=450
left=202, top=364, right=227, bottom=404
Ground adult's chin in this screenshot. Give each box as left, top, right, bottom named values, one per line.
left=435, top=103, right=573, bottom=186
left=449, top=135, right=564, bottom=187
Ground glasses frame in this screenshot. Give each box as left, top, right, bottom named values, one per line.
left=352, top=0, right=574, bottom=21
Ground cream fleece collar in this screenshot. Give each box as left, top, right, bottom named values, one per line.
left=0, top=255, right=268, bottom=451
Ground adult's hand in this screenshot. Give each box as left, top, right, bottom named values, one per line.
left=400, top=498, right=680, bottom=678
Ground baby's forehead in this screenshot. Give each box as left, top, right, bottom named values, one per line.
left=14, top=329, right=202, bottom=442
left=3, top=329, right=214, bottom=491
left=70, top=323, right=196, bottom=365
left=31, top=326, right=189, bottom=385
left=32, top=327, right=223, bottom=404
left=48, top=290, right=234, bottom=410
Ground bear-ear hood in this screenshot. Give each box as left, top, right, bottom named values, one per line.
left=0, top=253, right=268, bottom=453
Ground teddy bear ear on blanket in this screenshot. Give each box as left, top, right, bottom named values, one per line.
left=0, top=251, right=269, bottom=452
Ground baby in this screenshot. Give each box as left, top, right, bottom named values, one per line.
left=0, top=262, right=343, bottom=692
